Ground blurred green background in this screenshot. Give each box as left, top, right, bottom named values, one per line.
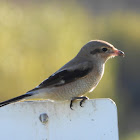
left=0, top=0, right=139, bottom=139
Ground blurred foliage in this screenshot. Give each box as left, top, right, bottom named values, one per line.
left=0, top=1, right=139, bottom=140
left=0, top=2, right=120, bottom=99
left=121, top=132, right=140, bottom=140
left=0, top=2, right=118, bottom=99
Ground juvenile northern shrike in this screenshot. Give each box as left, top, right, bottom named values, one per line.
left=0, top=40, right=124, bottom=109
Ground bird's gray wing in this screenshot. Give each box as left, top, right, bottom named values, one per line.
left=27, top=61, right=93, bottom=92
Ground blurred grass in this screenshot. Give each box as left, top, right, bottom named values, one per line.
left=0, top=2, right=140, bottom=139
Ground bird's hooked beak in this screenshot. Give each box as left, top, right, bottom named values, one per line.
left=112, top=49, right=125, bottom=57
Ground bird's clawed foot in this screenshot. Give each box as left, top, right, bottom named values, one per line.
left=80, top=96, right=89, bottom=107
left=70, top=96, right=89, bottom=110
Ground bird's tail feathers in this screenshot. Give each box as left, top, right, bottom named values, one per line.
left=0, top=94, right=32, bottom=107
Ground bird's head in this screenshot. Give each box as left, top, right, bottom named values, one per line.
left=79, top=40, right=125, bottom=63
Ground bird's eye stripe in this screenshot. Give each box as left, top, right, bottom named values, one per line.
left=90, top=47, right=108, bottom=55
left=102, top=48, right=108, bottom=52
left=90, top=49, right=101, bottom=55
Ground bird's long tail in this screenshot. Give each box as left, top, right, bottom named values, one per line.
left=0, top=94, right=32, bottom=107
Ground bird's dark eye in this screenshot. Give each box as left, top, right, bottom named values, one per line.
left=102, top=48, right=108, bottom=52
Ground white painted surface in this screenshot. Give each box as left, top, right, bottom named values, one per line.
left=0, top=99, right=119, bottom=140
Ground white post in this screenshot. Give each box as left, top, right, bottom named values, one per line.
left=0, top=99, right=119, bottom=140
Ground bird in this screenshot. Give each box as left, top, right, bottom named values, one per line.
left=0, top=40, right=124, bottom=109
